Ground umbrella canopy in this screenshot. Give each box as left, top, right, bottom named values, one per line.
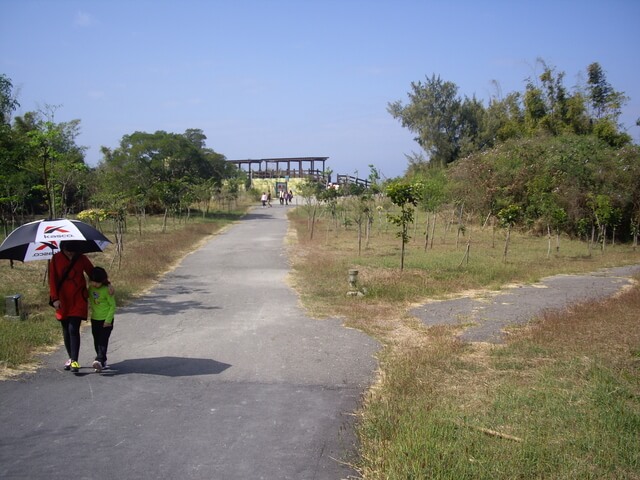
left=0, top=219, right=112, bottom=262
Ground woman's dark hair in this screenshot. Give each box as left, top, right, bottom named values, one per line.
left=60, top=240, right=82, bottom=253
left=89, top=266, right=109, bottom=285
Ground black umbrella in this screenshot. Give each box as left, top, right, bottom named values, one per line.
left=0, top=219, right=112, bottom=262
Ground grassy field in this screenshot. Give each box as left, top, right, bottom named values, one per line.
left=287, top=207, right=640, bottom=479
left=0, top=208, right=247, bottom=376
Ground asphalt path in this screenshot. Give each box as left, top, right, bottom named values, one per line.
left=411, top=264, right=640, bottom=343
left=0, top=205, right=379, bottom=480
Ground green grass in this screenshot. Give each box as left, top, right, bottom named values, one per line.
left=353, top=290, right=640, bottom=479
left=287, top=206, right=640, bottom=479
left=0, top=206, right=248, bottom=374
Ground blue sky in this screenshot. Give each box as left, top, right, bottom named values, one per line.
left=2, top=0, right=639, bottom=179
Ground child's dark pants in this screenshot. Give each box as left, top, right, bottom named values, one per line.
left=91, top=319, right=113, bottom=364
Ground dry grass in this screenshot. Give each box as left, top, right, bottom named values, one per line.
left=352, top=283, right=640, bottom=479
left=287, top=207, right=640, bottom=479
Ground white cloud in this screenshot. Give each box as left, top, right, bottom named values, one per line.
left=87, top=90, right=105, bottom=99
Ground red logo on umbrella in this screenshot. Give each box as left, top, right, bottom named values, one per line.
left=44, top=226, right=70, bottom=234
left=36, top=241, right=58, bottom=251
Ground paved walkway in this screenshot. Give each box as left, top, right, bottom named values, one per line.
left=0, top=206, right=379, bottom=480
left=410, top=265, right=640, bottom=343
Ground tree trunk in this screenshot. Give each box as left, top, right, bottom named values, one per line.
left=455, top=203, right=464, bottom=249
left=162, top=208, right=168, bottom=233
left=482, top=211, right=491, bottom=230
left=400, top=232, right=406, bottom=271
left=430, top=211, right=437, bottom=249
left=547, top=224, right=551, bottom=259
left=424, top=215, right=430, bottom=252
left=458, top=239, right=471, bottom=267
left=503, top=225, right=511, bottom=263
left=309, top=205, right=317, bottom=240
left=492, top=219, right=496, bottom=249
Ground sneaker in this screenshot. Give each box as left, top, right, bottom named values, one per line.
left=101, top=363, right=110, bottom=370
left=70, top=361, right=80, bottom=373
left=92, top=360, right=102, bottom=373
left=64, top=359, right=72, bottom=371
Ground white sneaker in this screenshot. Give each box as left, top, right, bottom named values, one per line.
left=92, top=360, right=102, bottom=372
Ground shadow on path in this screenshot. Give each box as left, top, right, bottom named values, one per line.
left=122, top=297, right=222, bottom=316
left=102, top=356, right=232, bottom=377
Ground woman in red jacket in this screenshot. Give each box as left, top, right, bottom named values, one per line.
left=49, top=241, right=94, bottom=373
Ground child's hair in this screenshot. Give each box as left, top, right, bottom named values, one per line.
left=89, top=266, right=109, bottom=285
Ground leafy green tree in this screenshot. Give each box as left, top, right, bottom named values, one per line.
left=587, top=62, right=627, bottom=120
left=586, top=62, right=631, bottom=147
left=412, top=168, right=448, bottom=251
left=0, top=74, right=20, bottom=124
left=388, top=75, right=464, bottom=167
left=367, top=164, right=382, bottom=195
left=347, top=193, right=374, bottom=256
left=386, top=181, right=421, bottom=270
left=523, top=80, right=546, bottom=134
left=587, top=193, right=614, bottom=251
left=96, top=129, right=229, bottom=231
left=0, top=75, right=32, bottom=230
left=317, top=185, right=340, bottom=238
left=13, top=108, right=88, bottom=219
left=457, top=95, right=486, bottom=156
left=393, top=61, right=633, bottom=166
left=484, top=90, right=525, bottom=143
left=497, top=204, right=520, bottom=263
left=298, top=180, right=323, bottom=240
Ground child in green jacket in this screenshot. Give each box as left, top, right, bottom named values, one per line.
left=88, top=267, right=116, bottom=372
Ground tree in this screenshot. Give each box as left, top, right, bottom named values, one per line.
left=388, top=75, right=465, bottom=167
left=412, top=168, right=447, bottom=251
left=0, top=74, right=32, bottom=230
left=586, top=62, right=631, bottom=147
left=386, top=181, right=421, bottom=270
left=497, top=205, right=520, bottom=263
left=15, top=107, right=89, bottom=219
left=0, top=74, right=20, bottom=124
left=96, top=129, right=230, bottom=231
left=298, top=180, right=323, bottom=240
left=587, top=62, right=627, bottom=120
left=347, top=193, right=374, bottom=256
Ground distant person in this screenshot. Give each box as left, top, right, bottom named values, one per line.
left=261, top=192, right=267, bottom=208
left=267, top=191, right=272, bottom=207
left=279, top=189, right=285, bottom=205
left=88, top=267, right=116, bottom=373
left=49, top=241, right=94, bottom=373
left=287, top=190, right=294, bottom=205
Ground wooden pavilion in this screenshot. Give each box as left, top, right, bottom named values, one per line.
left=226, top=157, right=330, bottom=182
